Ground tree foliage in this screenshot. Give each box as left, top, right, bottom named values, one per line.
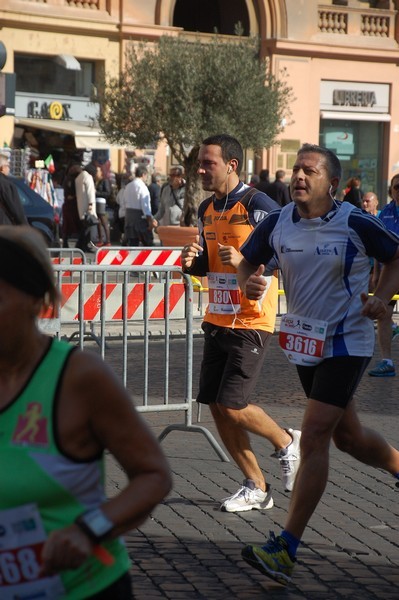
left=98, top=34, right=293, bottom=225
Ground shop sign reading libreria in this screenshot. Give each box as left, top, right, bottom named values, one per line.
left=320, top=81, right=389, bottom=114
left=332, top=90, right=376, bottom=108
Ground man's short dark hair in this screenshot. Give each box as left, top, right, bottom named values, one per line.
left=298, top=143, right=342, bottom=181
left=259, top=169, right=269, bottom=182
left=169, top=165, right=184, bottom=177
left=201, top=134, right=243, bottom=176
left=135, top=166, right=148, bottom=178
left=84, top=163, right=97, bottom=178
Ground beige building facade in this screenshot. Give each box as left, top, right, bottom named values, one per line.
left=0, top=0, right=398, bottom=199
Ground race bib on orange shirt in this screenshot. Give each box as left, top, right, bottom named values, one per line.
left=207, top=272, right=241, bottom=314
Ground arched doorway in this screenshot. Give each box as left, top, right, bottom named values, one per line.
left=155, top=1, right=287, bottom=41
left=173, top=0, right=250, bottom=36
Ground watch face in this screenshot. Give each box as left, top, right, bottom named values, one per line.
left=83, top=509, right=113, bottom=537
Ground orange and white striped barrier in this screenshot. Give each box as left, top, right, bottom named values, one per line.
left=51, top=256, right=84, bottom=277
left=96, top=247, right=182, bottom=268
left=41, top=282, right=187, bottom=322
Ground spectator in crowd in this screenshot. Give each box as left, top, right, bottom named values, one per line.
left=263, top=170, right=291, bottom=206
left=362, top=191, right=379, bottom=216
left=0, top=225, right=172, bottom=599
left=181, top=134, right=301, bottom=513
left=0, top=152, right=28, bottom=225
left=124, top=166, right=156, bottom=246
left=249, top=174, right=260, bottom=187
left=368, top=173, right=399, bottom=377
left=148, top=173, right=162, bottom=216
left=62, top=164, right=81, bottom=248
left=75, top=164, right=98, bottom=253
left=92, top=164, right=112, bottom=247
left=115, top=174, right=129, bottom=245
left=254, top=169, right=270, bottom=194
left=361, top=191, right=381, bottom=292
left=238, top=143, right=399, bottom=586
left=343, top=176, right=363, bottom=208
left=154, top=166, right=185, bottom=226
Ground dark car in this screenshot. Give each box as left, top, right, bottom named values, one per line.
left=11, top=177, right=58, bottom=246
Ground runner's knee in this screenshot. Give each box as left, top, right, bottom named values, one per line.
left=333, top=428, right=356, bottom=454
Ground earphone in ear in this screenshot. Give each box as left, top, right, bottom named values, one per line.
left=227, top=166, right=232, bottom=175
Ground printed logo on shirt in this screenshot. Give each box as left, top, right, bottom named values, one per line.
left=203, top=215, right=213, bottom=226
left=205, top=232, right=216, bottom=240
left=11, top=516, right=38, bottom=534
left=229, top=214, right=250, bottom=225
left=12, top=402, right=49, bottom=447
left=314, top=244, right=339, bottom=256
left=280, top=246, right=303, bottom=253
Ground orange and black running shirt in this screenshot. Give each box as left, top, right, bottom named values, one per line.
left=187, top=182, right=279, bottom=332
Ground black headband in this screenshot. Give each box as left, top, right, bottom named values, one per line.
left=0, top=237, right=53, bottom=298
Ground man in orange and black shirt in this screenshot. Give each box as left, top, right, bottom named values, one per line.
left=181, top=134, right=301, bottom=512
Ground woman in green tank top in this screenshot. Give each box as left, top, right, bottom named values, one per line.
left=0, top=226, right=172, bottom=599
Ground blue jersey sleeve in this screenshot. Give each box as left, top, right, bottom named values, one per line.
left=240, top=210, right=281, bottom=265
left=246, top=191, right=280, bottom=226
left=348, top=211, right=399, bottom=263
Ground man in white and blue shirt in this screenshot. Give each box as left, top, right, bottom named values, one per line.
left=238, top=143, right=399, bottom=586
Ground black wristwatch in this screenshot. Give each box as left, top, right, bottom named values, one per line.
left=75, top=508, right=114, bottom=543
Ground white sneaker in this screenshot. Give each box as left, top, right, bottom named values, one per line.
left=220, top=479, right=273, bottom=513
left=273, top=428, right=301, bottom=492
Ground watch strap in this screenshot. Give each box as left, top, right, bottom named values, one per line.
left=74, top=508, right=114, bottom=544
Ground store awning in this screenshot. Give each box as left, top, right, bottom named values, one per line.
left=54, top=54, right=81, bottom=71
left=74, top=136, right=111, bottom=149
left=14, top=117, right=125, bottom=149
left=320, top=111, right=391, bottom=122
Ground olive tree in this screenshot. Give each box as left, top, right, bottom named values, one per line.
left=98, top=34, right=293, bottom=225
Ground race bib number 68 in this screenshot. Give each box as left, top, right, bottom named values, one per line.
left=0, top=504, right=65, bottom=599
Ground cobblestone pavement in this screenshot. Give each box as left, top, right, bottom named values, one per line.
left=103, top=331, right=399, bottom=600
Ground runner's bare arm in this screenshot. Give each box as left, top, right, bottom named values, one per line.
left=41, top=351, right=172, bottom=574
left=362, top=247, right=399, bottom=319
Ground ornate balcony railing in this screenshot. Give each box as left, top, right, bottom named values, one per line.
left=318, top=4, right=395, bottom=38
left=319, top=9, right=348, bottom=34
left=13, top=0, right=107, bottom=11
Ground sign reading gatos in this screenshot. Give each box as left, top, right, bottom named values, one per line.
left=27, top=101, right=71, bottom=120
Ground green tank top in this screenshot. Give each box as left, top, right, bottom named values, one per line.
left=0, top=338, right=130, bottom=599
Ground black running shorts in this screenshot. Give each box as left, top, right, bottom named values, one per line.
left=296, top=356, right=371, bottom=408
left=89, top=572, right=132, bottom=599
left=197, top=322, right=272, bottom=409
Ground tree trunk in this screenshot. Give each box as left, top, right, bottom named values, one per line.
left=182, top=146, right=203, bottom=227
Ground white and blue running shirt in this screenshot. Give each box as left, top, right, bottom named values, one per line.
left=241, top=201, right=399, bottom=358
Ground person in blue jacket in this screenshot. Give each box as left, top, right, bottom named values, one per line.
left=369, top=172, right=399, bottom=377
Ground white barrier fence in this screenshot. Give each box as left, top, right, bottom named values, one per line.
left=41, top=261, right=228, bottom=462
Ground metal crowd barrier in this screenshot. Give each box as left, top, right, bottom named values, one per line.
left=40, top=262, right=229, bottom=462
